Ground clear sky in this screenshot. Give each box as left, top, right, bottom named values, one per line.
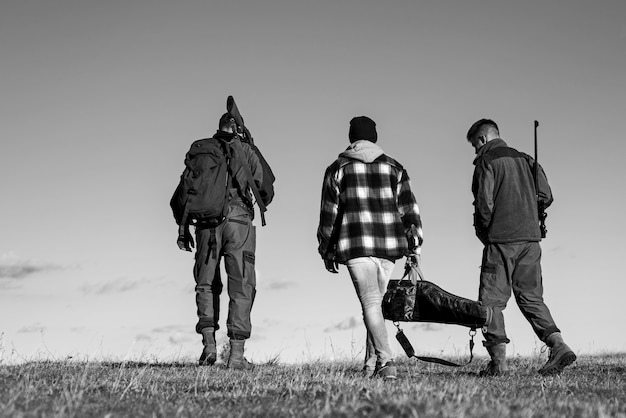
left=1, top=0, right=625, bottom=364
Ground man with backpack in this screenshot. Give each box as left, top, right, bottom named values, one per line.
left=467, top=118, right=576, bottom=376
left=317, top=116, right=423, bottom=380
left=171, top=111, right=272, bottom=370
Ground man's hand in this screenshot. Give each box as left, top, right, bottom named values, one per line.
left=407, top=252, right=425, bottom=281
left=177, top=232, right=194, bottom=252
left=324, top=258, right=339, bottom=274
left=408, top=252, right=421, bottom=267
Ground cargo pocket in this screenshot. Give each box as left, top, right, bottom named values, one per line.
left=243, top=251, right=255, bottom=277
left=481, top=263, right=497, bottom=275
left=480, top=263, right=498, bottom=286
left=242, top=250, right=257, bottom=306
left=478, top=263, right=499, bottom=304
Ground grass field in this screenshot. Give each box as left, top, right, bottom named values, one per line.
left=1, top=353, right=624, bottom=417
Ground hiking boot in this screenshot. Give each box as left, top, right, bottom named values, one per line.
left=199, top=347, right=217, bottom=365
left=480, top=343, right=507, bottom=377
left=373, top=361, right=397, bottom=380
left=539, top=332, right=576, bottom=376
left=227, top=339, right=254, bottom=370
left=198, top=327, right=217, bottom=366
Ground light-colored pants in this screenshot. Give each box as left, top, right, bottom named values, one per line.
left=346, top=256, right=395, bottom=369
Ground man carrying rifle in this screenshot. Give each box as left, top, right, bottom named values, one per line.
left=466, top=119, right=575, bottom=376
left=172, top=105, right=272, bottom=370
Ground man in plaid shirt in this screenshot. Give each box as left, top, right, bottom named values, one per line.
left=317, top=116, right=423, bottom=380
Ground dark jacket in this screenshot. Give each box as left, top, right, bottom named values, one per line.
left=472, top=138, right=553, bottom=243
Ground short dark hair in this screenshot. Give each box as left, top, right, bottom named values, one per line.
left=219, top=113, right=235, bottom=129
left=467, top=119, right=499, bottom=141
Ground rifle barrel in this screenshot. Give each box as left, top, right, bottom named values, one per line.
left=534, top=121, right=539, bottom=193
left=533, top=120, right=547, bottom=238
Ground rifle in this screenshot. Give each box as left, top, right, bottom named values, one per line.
left=227, top=95, right=254, bottom=146
left=225, top=96, right=276, bottom=225
left=534, top=120, right=547, bottom=238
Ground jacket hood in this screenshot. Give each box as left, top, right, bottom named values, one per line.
left=339, top=140, right=384, bottom=163
left=474, top=138, right=507, bottom=164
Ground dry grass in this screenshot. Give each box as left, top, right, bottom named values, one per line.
left=0, top=353, right=624, bottom=417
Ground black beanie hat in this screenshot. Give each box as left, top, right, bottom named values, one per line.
left=349, top=116, right=377, bottom=143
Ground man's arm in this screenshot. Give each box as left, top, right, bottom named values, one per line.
left=471, top=161, right=495, bottom=243
left=250, top=143, right=275, bottom=206
left=243, top=141, right=264, bottom=192
left=397, top=169, right=423, bottom=253
left=535, top=161, right=553, bottom=209
left=317, top=164, right=341, bottom=261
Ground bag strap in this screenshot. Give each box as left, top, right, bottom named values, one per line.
left=394, top=323, right=477, bottom=367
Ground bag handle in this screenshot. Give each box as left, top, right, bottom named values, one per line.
left=400, top=255, right=426, bottom=284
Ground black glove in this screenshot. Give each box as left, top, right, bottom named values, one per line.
left=324, top=258, right=339, bottom=274
left=177, top=229, right=194, bottom=252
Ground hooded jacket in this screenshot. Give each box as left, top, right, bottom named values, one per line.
left=317, top=140, right=422, bottom=263
left=472, top=138, right=553, bottom=243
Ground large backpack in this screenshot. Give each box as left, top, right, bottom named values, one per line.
left=171, top=135, right=270, bottom=234
left=170, top=137, right=230, bottom=229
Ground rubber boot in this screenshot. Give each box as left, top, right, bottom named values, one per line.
left=538, top=332, right=576, bottom=376
left=227, top=339, right=254, bottom=370
left=480, top=343, right=507, bottom=376
left=198, top=327, right=217, bottom=366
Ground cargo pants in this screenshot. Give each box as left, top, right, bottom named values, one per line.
left=193, top=204, right=256, bottom=339
left=479, top=242, right=560, bottom=347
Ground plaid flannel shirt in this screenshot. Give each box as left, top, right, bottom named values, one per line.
left=317, top=153, right=423, bottom=263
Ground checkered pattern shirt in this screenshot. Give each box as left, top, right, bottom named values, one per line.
left=317, top=154, right=423, bottom=263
